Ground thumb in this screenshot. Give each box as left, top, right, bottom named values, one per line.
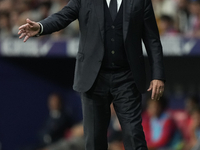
left=26, top=18, right=34, bottom=25
left=147, top=82, right=153, bottom=91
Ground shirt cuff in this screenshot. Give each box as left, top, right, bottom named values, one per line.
left=36, top=22, right=43, bottom=36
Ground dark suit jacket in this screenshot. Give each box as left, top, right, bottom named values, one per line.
left=40, top=0, right=165, bottom=93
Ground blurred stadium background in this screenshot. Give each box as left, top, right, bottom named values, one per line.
left=0, top=0, right=200, bottom=150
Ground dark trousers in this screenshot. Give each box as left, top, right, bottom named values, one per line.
left=81, top=68, right=147, bottom=150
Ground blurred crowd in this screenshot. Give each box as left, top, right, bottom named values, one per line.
left=142, top=96, right=200, bottom=150
left=22, top=92, right=200, bottom=150
left=0, top=0, right=79, bottom=39
left=1, top=0, right=200, bottom=39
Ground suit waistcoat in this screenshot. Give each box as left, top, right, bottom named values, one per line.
left=101, top=0, right=130, bottom=70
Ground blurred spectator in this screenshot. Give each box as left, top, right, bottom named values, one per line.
left=180, top=96, right=199, bottom=141
left=178, top=97, right=200, bottom=150
left=0, top=12, right=11, bottom=39
left=1, top=0, right=200, bottom=38
left=49, top=0, right=68, bottom=15
left=184, top=107, right=200, bottom=150
left=185, top=96, right=200, bottom=115
left=0, top=0, right=12, bottom=13
left=37, top=93, right=73, bottom=146
left=158, top=15, right=179, bottom=36
left=39, top=122, right=84, bottom=150
left=175, top=0, right=190, bottom=34
left=168, top=96, right=200, bottom=150
left=152, top=0, right=177, bottom=19
left=142, top=97, right=182, bottom=150
left=0, top=0, right=79, bottom=39
left=10, top=10, right=21, bottom=37
left=38, top=1, right=52, bottom=19
left=22, top=93, right=73, bottom=150
left=187, top=0, right=200, bottom=37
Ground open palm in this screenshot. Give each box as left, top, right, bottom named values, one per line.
left=18, top=18, right=40, bottom=42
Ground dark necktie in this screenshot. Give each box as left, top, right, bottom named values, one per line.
left=109, top=0, right=117, bottom=21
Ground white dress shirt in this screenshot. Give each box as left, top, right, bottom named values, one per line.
left=106, top=0, right=122, bottom=12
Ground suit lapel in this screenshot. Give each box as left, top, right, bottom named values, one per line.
left=93, top=0, right=104, bottom=41
left=123, top=0, right=133, bottom=41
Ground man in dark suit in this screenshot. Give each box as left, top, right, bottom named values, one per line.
left=18, top=0, right=165, bottom=149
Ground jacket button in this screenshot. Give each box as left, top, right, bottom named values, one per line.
left=111, top=38, right=115, bottom=42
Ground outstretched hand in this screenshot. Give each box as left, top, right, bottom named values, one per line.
left=18, top=18, right=40, bottom=42
left=147, top=80, right=164, bottom=100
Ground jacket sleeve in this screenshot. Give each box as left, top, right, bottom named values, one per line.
left=142, top=0, right=165, bottom=81
left=39, top=0, right=81, bottom=35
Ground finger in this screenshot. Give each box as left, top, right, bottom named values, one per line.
left=24, top=35, right=30, bottom=42
left=151, top=85, right=156, bottom=100
left=157, top=87, right=162, bottom=100
left=154, top=87, right=159, bottom=100
left=158, top=91, right=163, bottom=100
left=155, top=83, right=162, bottom=100
left=19, top=24, right=29, bottom=30
left=157, top=86, right=162, bottom=100
left=19, top=33, right=26, bottom=39
left=26, top=18, right=35, bottom=26
left=147, top=83, right=153, bottom=91
left=18, top=29, right=23, bottom=35
left=157, top=84, right=163, bottom=100
left=158, top=84, right=165, bottom=99
left=147, top=86, right=152, bottom=91
left=159, top=90, right=163, bottom=97
left=160, top=86, right=164, bottom=97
